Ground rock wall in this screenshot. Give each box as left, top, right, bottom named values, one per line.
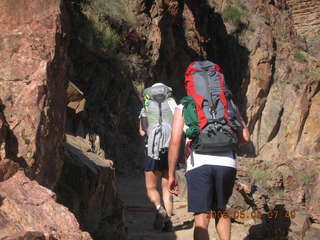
left=0, top=0, right=127, bottom=239
left=64, top=0, right=145, bottom=173
left=234, top=1, right=320, bottom=162
left=286, top=0, right=320, bottom=37
left=0, top=0, right=69, bottom=188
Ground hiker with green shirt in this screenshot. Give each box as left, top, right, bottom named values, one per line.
left=168, top=61, right=250, bottom=240
left=139, top=83, right=177, bottom=232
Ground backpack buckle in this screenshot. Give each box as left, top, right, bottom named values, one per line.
left=160, top=147, right=168, bottom=154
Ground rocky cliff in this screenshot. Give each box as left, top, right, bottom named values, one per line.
left=130, top=0, right=320, bottom=163
left=0, top=0, right=126, bottom=239
left=287, top=0, right=320, bottom=59
left=0, top=0, right=68, bottom=188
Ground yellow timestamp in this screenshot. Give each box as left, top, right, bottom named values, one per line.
left=208, top=210, right=296, bottom=219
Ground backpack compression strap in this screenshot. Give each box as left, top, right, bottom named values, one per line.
left=209, top=64, right=230, bottom=119
left=185, top=62, right=208, bottom=130
left=217, top=72, right=230, bottom=119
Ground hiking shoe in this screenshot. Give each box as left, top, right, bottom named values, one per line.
left=162, top=218, right=173, bottom=232
left=153, top=206, right=167, bottom=231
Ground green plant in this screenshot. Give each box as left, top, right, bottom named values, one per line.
left=294, top=50, right=307, bottom=63
left=132, top=79, right=144, bottom=95
left=222, top=6, right=244, bottom=25
left=304, top=70, right=320, bottom=81
left=271, top=189, right=286, bottom=200
left=78, top=0, right=138, bottom=53
left=300, top=173, right=314, bottom=186
left=274, top=24, right=287, bottom=39
left=247, top=23, right=255, bottom=32
left=286, top=162, right=295, bottom=171
left=77, top=1, right=124, bottom=54
left=82, top=0, right=136, bottom=26
left=141, top=27, right=150, bottom=37
left=88, top=15, right=121, bottom=51
left=232, top=0, right=247, bottom=10
left=247, top=168, right=272, bottom=186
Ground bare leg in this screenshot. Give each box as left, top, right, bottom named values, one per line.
left=145, top=171, right=161, bottom=208
left=194, top=212, right=210, bottom=240
left=214, top=214, right=231, bottom=240
left=161, top=170, right=173, bottom=217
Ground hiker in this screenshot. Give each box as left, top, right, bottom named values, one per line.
left=139, top=82, right=177, bottom=231
left=168, top=61, right=250, bottom=240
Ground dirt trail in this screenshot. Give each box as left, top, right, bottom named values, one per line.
left=117, top=174, right=250, bottom=240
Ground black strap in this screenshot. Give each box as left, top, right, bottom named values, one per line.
left=203, top=69, right=216, bottom=117
left=158, top=102, right=162, bottom=125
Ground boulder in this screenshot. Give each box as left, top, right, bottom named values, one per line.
left=0, top=171, right=92, bottom=240
left=56, top=135, right=127, bottom=240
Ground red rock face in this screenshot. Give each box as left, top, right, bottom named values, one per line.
left=0, top=0, right=69, bottom=188
left=0, top=171, right=92, bottom=240
left=0, top=1, right=127, bottom=239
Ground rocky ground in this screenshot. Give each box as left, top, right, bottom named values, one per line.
left=117, top=171, right=320, bottom=240
left=117, top=174, right=250, bottom=240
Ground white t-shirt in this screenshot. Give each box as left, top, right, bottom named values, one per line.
left=176, top=104, right=236, bottom=172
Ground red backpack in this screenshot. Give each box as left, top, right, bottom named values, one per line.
left=183, top=60, right=242, bottom=154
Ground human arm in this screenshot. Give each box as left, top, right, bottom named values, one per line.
left=229, top=99, right=250, bottom=145
left=238, top=116, right=250, bottom=145
left=138, top=108, right=147, bottom=137
left=233, top=103, right=250, bottom=145
left=139, top=118, right=146, bottom=136
left=168, top=108, right=185, bottom=195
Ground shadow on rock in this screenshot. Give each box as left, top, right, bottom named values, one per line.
left=174, top=219, right=194, bottom=231
left=244, top=204, right=291, bottom=240
left=56, top=135, right=126, bottom=240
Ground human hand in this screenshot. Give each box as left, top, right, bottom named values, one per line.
left=238, top=127, right=250, bottom=146
left=168, top=176, right=179, bottom=196
left=139, top=129, right=146, bottom=136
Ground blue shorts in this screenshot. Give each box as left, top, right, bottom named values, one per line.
left=185, top=165, right=236, bottom=213
left=144, top=151, right=168, bottom=172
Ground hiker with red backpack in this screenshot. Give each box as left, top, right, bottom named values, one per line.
left=139, top=83, right=177, bottom=231
left=168, top=61, right=250, bottom=240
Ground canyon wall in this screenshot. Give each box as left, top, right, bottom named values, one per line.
left=129, top=0, right=320, bottom=159
left=0, top=0, right=126, bottom=239
left=0, top=0, right=68, bottom=188
left=128, top=0, right=320, bottom=221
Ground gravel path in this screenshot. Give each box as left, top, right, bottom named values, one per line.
left=117, top=174, right=250, bottom=240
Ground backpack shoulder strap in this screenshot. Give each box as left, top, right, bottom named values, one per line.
left=180, top=96, right=200, bottom=139
left=167, top=97, right=177, bottom=114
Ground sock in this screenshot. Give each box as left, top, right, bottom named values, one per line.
left=156, top=205, right=161, bottom=211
